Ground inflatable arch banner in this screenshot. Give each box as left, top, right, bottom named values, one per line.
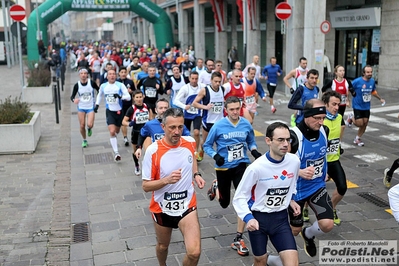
left=27, top=0, right=174, bottom=61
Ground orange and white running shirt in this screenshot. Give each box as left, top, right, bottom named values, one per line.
left=142, top=136, right=197, bottom=216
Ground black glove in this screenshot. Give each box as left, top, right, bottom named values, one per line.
left=213, top=154, right=225, bottom=167
left=113, top=93, right=121, bottom=99
left=290, top=88, right=295, bottom=94
left=70, top=96, right=75, bottom=102
left=251, top=149, right=262, bottom=159
left=94, top=105, right=99, bottom=113
left=129, top=120, right=135, bottom=127
left=349, top=87, right=356, bottom=97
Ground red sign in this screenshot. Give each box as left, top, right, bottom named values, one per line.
left=10, top=5, right=26, bottom=22
left=320, top=20, right=331, bottom=34
left=275, top=2, right=292, bottom=20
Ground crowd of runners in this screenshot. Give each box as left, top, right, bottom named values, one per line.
left=67, top=40, right=398, bottom=266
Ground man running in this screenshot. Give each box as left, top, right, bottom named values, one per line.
left=289, top=99, right=334, bottom=258
left=137, top=65, right=164, bottom=119
left=346, top=65, right=385, bottom=146
left=192, top=71, right=225, bottom=162
left=203, top=96, right=262, bottom=257
left=242, top=67, right=266, bottom=118
left=94, top=69, right=131, bottom=161
left=165, top=65, right=188, bottom=108
left=262, top=57, right=283, bottom=113
left=174, top=71, right=203, bottom=161
left=198, top=59, right=215, bottom=86
left=322, top=90, right=347, bottom=225
left=70, top=68, right=99, bottom=148
left=142, top=108, right=205, bottom=266
left=233, top=122, right=300, bottom=266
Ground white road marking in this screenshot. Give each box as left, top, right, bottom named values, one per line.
left=354, top=153, right=388, bottom=163
left=380, top=133, right=399, bottom=141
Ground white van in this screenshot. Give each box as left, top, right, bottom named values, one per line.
left=0, top=41, right=6, bottom=63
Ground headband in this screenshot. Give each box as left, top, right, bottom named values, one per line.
left=304, top=106, right=326, bottom=118
left=79, top=68, right=88, bottom=73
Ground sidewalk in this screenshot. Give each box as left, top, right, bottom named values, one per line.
left=0, top=64, right=398, bottom=266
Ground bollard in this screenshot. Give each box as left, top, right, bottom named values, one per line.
left=53, top=82, right=59, bottom=124
left=56, top=77, right=61, bottom=111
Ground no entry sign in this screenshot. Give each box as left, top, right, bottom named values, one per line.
left=275, top=2, right=292, bottom=20
left=10, top=5, right=26, bottom=22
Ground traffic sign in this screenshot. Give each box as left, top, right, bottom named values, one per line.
left=10, top=5, right=26, bottom=22
left=320, top=20, right=331, bottom=34
left=275, top=2, right=292, bottom=20
left=11, top=22, right=27, bottom=38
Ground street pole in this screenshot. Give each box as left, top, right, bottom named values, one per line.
left=1, top=0, right=11, bottom=68
left=36, top=0, right=41, bottom=40
left=243, top=0, right=247, bottom=67
left=17, top=21, right=25, bottom=89
left=6, top=1, right=15, bottom=66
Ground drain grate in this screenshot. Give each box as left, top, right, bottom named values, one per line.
left=71, top=111, right=78, bottom=115
left=357, top=163, right=369, bottom=167
left=357, top=192, right=390, bottom=208
left=85, top=152, right=114, bottom=164
left=72, top=222, right=90, bottom=243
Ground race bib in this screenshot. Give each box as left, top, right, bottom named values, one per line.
left=306, top=157, right=324, bottom=179
left=362, top=93, right=371, bottom=102
left=145, top=87, right=157, bottom=98
left=136, top=112, right=149, bottom=124
left=154, top=133, right=164, bottom=140
left=211, top=102, right=223, bottom=114
left=106, top=94, right=117, bottom=104
left=246, top=95, right=255, bottom=104
left=341, top=95, right=347, bottom=104
left=264, top=187, right=289, bottom=209
left=227, top=143, right=244, bottom=162
left=269, top=83, right=277, bottom=86
left=161, top=191, right=188, bottom=216
left=327, top=138, right=340, bottom=155
left=187, top=105, right=198, bottom=114
left=80, top=92, right=91, bottom=102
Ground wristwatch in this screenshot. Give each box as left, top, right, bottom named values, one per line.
left=193, top=172, right=202, bottom=179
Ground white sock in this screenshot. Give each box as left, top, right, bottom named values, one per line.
left=306, top=221, right=324, bottom=238
left=110, top=137, right=118, bottom=153
left=271, top=105, right=274, bottom=109
left=267, top=254, right=283, bottom=266
left=355, top=135, right=360, bottom=140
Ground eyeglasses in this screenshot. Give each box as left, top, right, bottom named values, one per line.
left=271, top=138, right=292, bottom=143
left=312, top=116, right=326, bottom=121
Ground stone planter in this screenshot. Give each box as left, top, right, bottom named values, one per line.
left=23, top=86, right=53, bottom=104
left=0, top=111, right=41, bottom=154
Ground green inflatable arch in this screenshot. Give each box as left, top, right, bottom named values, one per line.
left=27, top=0, right=174, bottom=61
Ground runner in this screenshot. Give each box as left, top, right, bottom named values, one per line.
left=384, top=158, right=399, bottom=188
left=233, top=122, right=300, bottom=266
left=117, top=66, right=136, bottom=146
left=284, top=57, right=309, bottom=126
left=70, top=68, right=100, bottom=148
left=345, top=65, right=385, bottom=146
left=174, top=71, right=203, bottom=161
left=242, top=67, right=266, bottom=118
left=203, top=96, right=262, bottom=257
left=191, top=71, right=225, bottom=162
left=198, top=59, right=215, bottom=86
left=322, top=65, right=355, bottom=153
left=137, top=65, right=164, bottom=119
left=262, top=57, right=283, bottom=113
left=94, top=69, right=131, bottom=161
left=142, top=107, right=205, bottom=266
left=223, top=69, right=253, bottom=123
left=122, top=90, right=150, bottom=175
left=165, top=65, right=188, bottom=109
left=288, top=69, right=320, bottom=126
left=288, top=99, right=334, bottom=258
left=322, top=90, right=347, bottom=226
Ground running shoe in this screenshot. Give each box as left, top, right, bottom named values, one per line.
left=231, top=238, right=249, bottom=256
left=301, top=226, right=317, bottom=257
left=303, top=207, right=310, bottom=222
left=353, top=138, right=364, bottom=146
left=290, top=114, right=296, bottom=127
left=87, top=128, right=92, bottom=137
left=134, top=165, right=140, bottom=176
left=124, top=137, right=129, bottom=147
left=114, top=153, right=121, bottom=162
left=271, top=107, right=277, bottom=114
left=207, top=179, right=218, bottom=201
left=82, top=140, right=88, bottom=148
left=333, top=209, right=341, bottom=226
left=345, top=113, right=353, bottom=127
left=383, top=168, right=392, bottom=188
left=197, top=149, right=204, bottom=162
